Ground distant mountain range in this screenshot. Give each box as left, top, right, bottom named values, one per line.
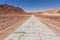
left=0, top=4, right=60, bottom=15
left=35, top=8, right=60, bottom=14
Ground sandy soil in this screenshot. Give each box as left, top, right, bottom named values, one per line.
left=0, top=15, right=31, bottom=40
left=4, top=15, right=60, bottom=40
left=35, top=14, right=60, bottom=36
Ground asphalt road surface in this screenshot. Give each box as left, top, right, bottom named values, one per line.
left=4, top=15, right=60, bottom=40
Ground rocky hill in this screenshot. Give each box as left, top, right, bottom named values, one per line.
left=0, top=4, right=31, bottom=16
left=0, top=4, right=32, bottom=40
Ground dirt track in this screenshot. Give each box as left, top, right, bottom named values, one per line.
left=0, top=15, right=31, bottom=40
left=4, top=15, right=60, bottom=40
left=0, top=13, right=60, bottom=40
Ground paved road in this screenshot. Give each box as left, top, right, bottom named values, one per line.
left=4, top=15, right=60, bottom=40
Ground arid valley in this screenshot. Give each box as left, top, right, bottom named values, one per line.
left=0, top=4, right=60, bottom=40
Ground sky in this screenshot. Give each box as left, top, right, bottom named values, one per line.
left=0, top=0, right=60, bottom=11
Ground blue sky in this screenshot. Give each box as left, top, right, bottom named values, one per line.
left=0, top=0, right=60, bottom=11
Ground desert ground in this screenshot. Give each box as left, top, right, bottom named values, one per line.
left=0, top=4, right=32, bottom=40
left=0, top=15, right=31, bottom=40
left=3, top=15, right=60, bottom=40
left=1, top=13, right=60, bottom=40
left=0, top=4, right=60, bottom=40
left=35, top=14, right=60, bottom=36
